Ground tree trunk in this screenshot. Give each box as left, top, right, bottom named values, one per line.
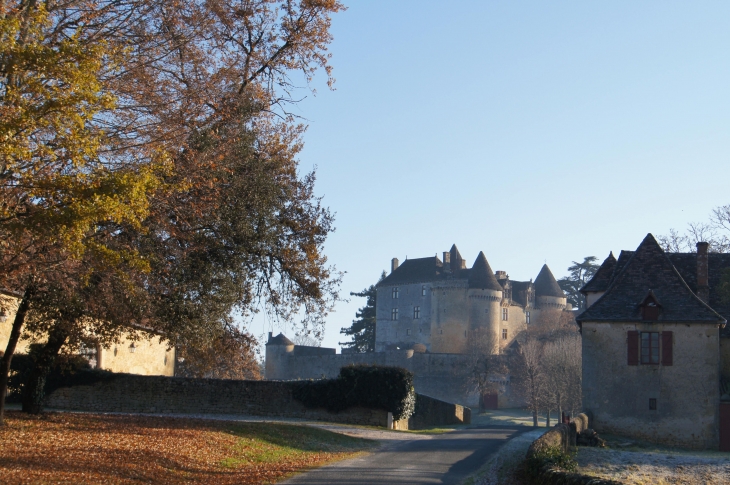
left=22, top=322, right=70, bottom=414
left=532, top=409, right=538, bottom=427
left=546, top=409, right=551, bottom=427
left=0, top=286, right=34, bottom=426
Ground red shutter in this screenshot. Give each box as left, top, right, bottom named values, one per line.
left=628, top=331, right=639, bottom=365
left=661, top=331, right=673, bottom=366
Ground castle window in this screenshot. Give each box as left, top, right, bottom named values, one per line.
left=649, top=398, right=657, bottom=410
left=502, top=308, right=508, bottom=321
left=440, top=329, right=443, bottom=335
left=406, top=328, right=411, bottom=336
left=526, top=311, right=531, bottom=324
left=422, top=285, right=426, bottom=296
left=392, top=287, right=399, bottom=299
left=414, top=306, right=420, bottom=319
left=391, top=308, right=398, bottom=321
left=640, top=332, right=660, bottom=364
left=502, top=329, right=508, bottom=340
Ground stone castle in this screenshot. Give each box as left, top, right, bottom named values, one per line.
left=265, top=244, right=569, bottom=407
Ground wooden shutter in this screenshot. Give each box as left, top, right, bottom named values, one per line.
left=661, top=331, right=673, bottom=366
left=627, top=330, right=639, bottom=365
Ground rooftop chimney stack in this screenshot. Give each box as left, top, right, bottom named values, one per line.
left=696, top=242, right=709, bottom=303
left=391, top=258, right=399, bottom=273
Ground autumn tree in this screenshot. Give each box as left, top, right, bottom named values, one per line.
left=339, top=272, right=385, bottom=353
left=176, top=327, right=260, bottom=380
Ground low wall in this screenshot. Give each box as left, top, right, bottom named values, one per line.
left=45, top=373, right=471, bottom=431
left=408, top=394, right=471, bottom=430
left=45, top=374, right=391, bottom=427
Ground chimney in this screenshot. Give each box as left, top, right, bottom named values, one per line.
left=443, top=252, right=451, bottom=272
left=696, top=242, right=709, bottom=303
left=391, top=258, right=399, bottom=273
left=495, top=271, right=508, bottom=281
left=268, top=331, right=273, bottom=343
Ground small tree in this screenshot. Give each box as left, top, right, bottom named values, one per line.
left=540, top=334, right=582, bottom=422
left=515, top=337, right=544, bottom=427
left=339, top=272, right=385, bottom=353
left=176, top=327, right=260, bottom=380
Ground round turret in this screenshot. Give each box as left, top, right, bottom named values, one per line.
left=467, top=252, right=503, bottom=354
left=264, top=332, right=294, bottom=379
left=533, top=264, right=567, bottom=325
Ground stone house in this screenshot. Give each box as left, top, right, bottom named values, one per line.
left=0, top=291, right=175, bottom=377
left=578, top=234, right=730, bottom=450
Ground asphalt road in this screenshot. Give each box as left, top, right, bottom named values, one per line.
left=281, top=425, right=529, bottom=485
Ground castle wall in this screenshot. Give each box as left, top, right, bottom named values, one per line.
left=100, top=333, right=175, bottom=377
left=268, top=349, right=480, bottom=407
left=501, top=304, right=528, bottom=350
left=375, top=282, right=433, bottom=352
left=429, top=282, right=470, bottom=353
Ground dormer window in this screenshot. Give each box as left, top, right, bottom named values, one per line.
left=640, top=290, right=662, bottom=321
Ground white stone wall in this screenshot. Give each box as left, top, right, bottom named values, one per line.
left=582, top=321, right=721, bottom=449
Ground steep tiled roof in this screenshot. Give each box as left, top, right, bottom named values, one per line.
left=468, top=252, right=503, bottom=291
left=510, top=280, right=533, bottom=307
left=377, top=257, right=444, bottom=287
left=266, top=333, right=294, bottom=346
left=577, top=234, right=725, bottom=324
left=580, top=252, right=617, bottom=293
left=534, top=265, right=565, bottom=298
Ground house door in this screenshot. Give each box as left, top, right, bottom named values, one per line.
left=481, top=392, right=498, bottom=410
left=720, top=402, right=730, bottom=452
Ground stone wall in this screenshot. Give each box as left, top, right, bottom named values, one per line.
left=407, top=394, right=471, bottom=430
left=582, top=321, right=720, bottom=449
left=45, top=374, right=393, bottom=427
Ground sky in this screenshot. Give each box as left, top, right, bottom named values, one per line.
left=257, top=1, right=730, bottom=350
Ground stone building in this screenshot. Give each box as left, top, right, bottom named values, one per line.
left=375, top=244, right=568, bottom=353
left=0, top=291, right=175, bottom=377
left=266, top=244, right=569, bottom=407
left=578, top=234, right=730, bottom=450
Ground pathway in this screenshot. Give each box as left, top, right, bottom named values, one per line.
left=282, top=425, right=529, bottom=485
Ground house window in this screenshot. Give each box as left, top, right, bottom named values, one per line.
left=392, top=287, right=399, bottom=299
left=526, top=311, right=530, bottom=324
left=641, top=332, right=660, bottom=364
left=391, top=308, right=398, bottom=321
left=414, top=306, right=420, bottom=319
left=422, top=285, right=426, bottom=296
left=502, top=308, right=508, bottom=321
left=502, top=329, right=508, bottom=340
left=649, top=398, right=657, bottom=410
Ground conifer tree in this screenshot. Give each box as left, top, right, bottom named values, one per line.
left=339, top=272, right=385, bottom=353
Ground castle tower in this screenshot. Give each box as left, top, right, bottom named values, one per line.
left=264, top=332, right=294, bottom=379
left=533, top=264, right=567, bottom=326
left=467, top=252, right=503, bottom=354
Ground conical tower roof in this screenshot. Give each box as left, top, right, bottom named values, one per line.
left=468, top=252, right=503, bottom=291
left=534, top=264, right=565, bottom=298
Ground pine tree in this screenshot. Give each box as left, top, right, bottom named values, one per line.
left=557, top=257, right=599, bottom=311
left=339, top=272, right=385, bottom=353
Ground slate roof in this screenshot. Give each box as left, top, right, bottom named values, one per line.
left=377, top=257, right=445, bottom=287
left=577, top=234, right=726, bottom=324
left=534, top=264, right=565, bottom=298
left=468, top=252, right=503, bottom=291
left=580, top=252, right=617, bottom=293
left=266, top=333, right=294, bottom=346
left=510, top=280, right=533, bottom=307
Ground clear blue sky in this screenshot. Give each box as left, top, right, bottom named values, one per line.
left=258, top=1, right=730, bottom=350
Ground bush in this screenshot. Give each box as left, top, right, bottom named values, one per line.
left=293, top=365, right=416, bottom=420
left=519, top=446, right=577, bottom=484
left=7, top=347, right=116, bottom=403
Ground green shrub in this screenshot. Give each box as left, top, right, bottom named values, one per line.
left=292, top=365, right=416, bottom=420
left=520, top=446, right=577, bottom=483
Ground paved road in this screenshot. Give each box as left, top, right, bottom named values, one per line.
left=282, top=425, right=529, bottom=485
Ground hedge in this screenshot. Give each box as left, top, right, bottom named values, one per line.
left=292, top=365, right=416, bottom=420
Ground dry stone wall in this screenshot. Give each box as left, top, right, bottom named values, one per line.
left=45, top=374, right=392, bottom=427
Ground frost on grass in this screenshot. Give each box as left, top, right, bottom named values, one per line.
left=467, top=429, right=547, bottom=485
left=576, top=446, right=730, bottom=485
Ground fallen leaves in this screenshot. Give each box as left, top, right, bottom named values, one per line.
left=0, top=411, right=373, bottom=484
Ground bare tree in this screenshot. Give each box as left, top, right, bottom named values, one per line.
left=541, top=334, right=582, bottom=422
left=658, top=205, right=730, bottom=253
left=515, top=337, right=544, bottom=427
left=462, top=329, right=505, bottom=412
left=293, top=333, right=321, bottom=347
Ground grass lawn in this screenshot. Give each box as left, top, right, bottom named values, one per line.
left=0, top=411, right=375, bottom=484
